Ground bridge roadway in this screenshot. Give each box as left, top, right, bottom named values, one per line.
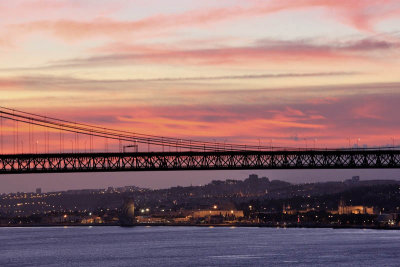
left=1, top=149, right=400, bottom=174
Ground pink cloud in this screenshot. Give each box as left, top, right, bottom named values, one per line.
left=352, top=102, right=383, bottom=119
left=13, top=92, right=399, bottom=142
left=0, top=0, right=124, bottom=21
left=257, top=0, right=400, bottom=32
left=0, top=79, right=21, bottom=88
left=8, top=0, right=400, bottom=41
left=22, top=0, right=80, bottom=9
left=0, top=1, right=77, bottom=21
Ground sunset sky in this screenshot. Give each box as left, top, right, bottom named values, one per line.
left=1, top=0, right=400, bottom=192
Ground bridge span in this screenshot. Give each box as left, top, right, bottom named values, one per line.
left=1, top=149, right=400, bottom=174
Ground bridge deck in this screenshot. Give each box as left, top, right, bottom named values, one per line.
left=1, top=150, right=400, bottom=174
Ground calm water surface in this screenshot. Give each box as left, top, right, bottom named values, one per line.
left=1, top=226, right=399, bottom=266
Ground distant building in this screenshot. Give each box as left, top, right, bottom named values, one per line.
left=192, top=210, right=244, bottom=218
left=344, top=176, right=360, bottom=183
left=35, top=188, right=41, bottom=194
left=283, top=204, right=315, bottom=215
left=81, top=215, right=103, bottom=224
left=106, top=187, right=114, bottom=193
left=337, top=199, right=374, bottom=215
left=172, top=217, right=190, bottom=223
left=377, top=214, right=396, bottom=226
left=136, top=216, right=164, bottom=223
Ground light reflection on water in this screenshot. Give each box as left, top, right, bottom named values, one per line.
left=0, top=226, right=399, bottom=266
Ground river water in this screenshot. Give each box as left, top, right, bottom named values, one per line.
left=1, top=226, right=399, bottom=266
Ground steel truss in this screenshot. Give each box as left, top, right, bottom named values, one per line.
left=1, top=150, right=400, bottom=174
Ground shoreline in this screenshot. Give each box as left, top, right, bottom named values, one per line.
left=1, top=223, right=399, bottom=230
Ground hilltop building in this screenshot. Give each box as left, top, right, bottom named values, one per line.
left=337, top=199, right=374, bottom=215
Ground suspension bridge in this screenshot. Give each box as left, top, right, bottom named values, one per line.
left=0, top=107, right=399, bottom=174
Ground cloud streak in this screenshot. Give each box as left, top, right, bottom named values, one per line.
left=0, top=71, right=360, bottom=87
left=8, top=37, right=394, bottom=70
left=8, top=0, right=400, bottom=41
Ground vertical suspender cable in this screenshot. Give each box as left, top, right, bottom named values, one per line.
left=76, top=123, right=79, bottom=153
left=45, top=116, right=48, bottom=153
left=28, top=118, right=30, bottom=153
left=16, top=120, right=19, bottom=154
left=0, top=114, right=2, bottom=154
left=48, top=121, right=50, bottom=153
left=44, top=116, right=46, bottom=153
left=46, top=117, right=49, bottom=153
left=13, top=110, right=15, bottom=154
left=104, top=128, right=107, bottom=152
left=62, top=126, right=64, bottom=153
left=43, top=121, right=46, bottom=153
left=90, top=129, right=92, bottom=153
left=32, top=119, right=35, bottom=154
left=28, top=119, right=31, bottom=153
left=59, top=126, right=61, bottom=153
left=74, top=122, right=77, bottom=153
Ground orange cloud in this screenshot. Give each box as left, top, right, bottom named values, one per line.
left=1, top=92, right=399, bottom=154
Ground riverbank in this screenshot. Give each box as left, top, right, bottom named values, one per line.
left=2, top=222, right=400, bottom=230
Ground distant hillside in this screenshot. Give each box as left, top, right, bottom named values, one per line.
left=1, top=174, right=399, bottom=216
